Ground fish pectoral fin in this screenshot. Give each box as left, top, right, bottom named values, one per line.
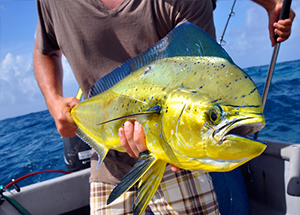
left=133, top=160, right=167, bottom=215
left=98, top=102, right=161, bottom=126
left=107, top=150, right=157, bottom=205
left=75, top=127, right=108, bottom=168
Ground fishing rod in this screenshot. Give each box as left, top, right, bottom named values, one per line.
left=3, top=170, right=70, bottom=190
left=219, top=0, right=237, bottom=45
left=254, top=0, right=292, bottom=139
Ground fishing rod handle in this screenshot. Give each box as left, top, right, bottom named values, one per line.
left=275, top=0, right=292, bottom=41
left=279, top=0, right=292, bottom=20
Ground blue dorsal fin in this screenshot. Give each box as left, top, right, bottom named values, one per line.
left=89, top=22, right=233, bottom=98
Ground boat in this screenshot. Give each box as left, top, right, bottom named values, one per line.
left=1, top=138, right=299, bottom=215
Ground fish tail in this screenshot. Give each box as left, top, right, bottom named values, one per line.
left=75, top=127, right=108, bottom=168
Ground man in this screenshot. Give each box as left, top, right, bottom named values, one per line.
left=34, top=0, right=295, bottom=214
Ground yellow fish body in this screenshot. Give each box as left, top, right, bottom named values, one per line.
left=70, top=23, right=266, bottom=215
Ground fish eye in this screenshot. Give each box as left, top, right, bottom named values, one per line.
left=208, top=104, right=223, bottom=124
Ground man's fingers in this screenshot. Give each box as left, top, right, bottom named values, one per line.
left=55, top=97, right=80, bottom=137
left=124, top=121, right=139, bottom=157
left=133, top=121, right=147, bottom=152
left=119, top=127, right=136, bottom=158
left=57, top=109, right=77, bottom=137
left=171, top=165, right=180, bottom=172
left=119, top=121, right=148, bottom=158
left=124, top=121, right=134, bottom=141
left=274, top=19, right=292, bottom=43
left=274, top=19, right=292, bottom=31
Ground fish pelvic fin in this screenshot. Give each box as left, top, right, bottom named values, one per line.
left=107, top=150, right=158, bottom=205
left=133, top=160, right=167, bottom=215
left=75, top=127, right=108, bottom=168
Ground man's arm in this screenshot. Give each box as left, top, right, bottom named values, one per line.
left=33, top=40, right=80, bottom=137
left=252, top=0, right=295, bottom=46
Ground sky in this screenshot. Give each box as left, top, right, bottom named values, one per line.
left=0, top=0, right=299, bottom=120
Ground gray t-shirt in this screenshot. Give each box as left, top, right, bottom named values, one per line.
left=36, top=0, right=216, bottom=183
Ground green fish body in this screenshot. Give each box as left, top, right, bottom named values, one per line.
left=70, top=22, right=266, bottom=215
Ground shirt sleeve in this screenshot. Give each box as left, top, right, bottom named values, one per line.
left=36, top=0, right=60, bottom=55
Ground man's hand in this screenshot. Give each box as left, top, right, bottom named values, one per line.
left=119, top=121, right=147, bottom=158
left=119, top=120, right=180, bottom=172
left=48, top=96, right=80, bottom=137
left=253, top=0, right=296, bottom=47
left=268, top=0, right=295, bottom=46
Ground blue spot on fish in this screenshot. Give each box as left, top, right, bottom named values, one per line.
left=147, top=105, right=161, bottom=112
left=249, top=88, right=257, bottom=95
left=211, top=98, right=222, bottom=103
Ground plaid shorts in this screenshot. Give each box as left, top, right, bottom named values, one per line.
left=90, top=165, right=219, bottom=215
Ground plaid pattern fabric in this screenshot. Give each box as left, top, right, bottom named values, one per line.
left=90, top=165, right=219, bottom=215
left=90, top=182, right=142, bottom=215
left=149, top=167, right=219, bottom=215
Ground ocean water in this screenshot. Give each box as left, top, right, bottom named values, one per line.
left=0, top=59, right=299, bottom=189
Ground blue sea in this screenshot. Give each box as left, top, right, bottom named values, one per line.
left=0, top=59, right=299, bottom=189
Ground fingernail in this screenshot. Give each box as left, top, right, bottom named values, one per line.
left=134, top=121, right=140, bottom=130
left=124, top=121, right=132, bottom=131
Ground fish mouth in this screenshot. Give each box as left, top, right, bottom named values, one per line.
left=213, top=117, right=265, bottom=144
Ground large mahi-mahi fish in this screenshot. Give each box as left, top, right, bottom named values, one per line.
left=71, top=22, right=266, bottom=214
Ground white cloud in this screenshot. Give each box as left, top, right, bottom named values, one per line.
left=0, top=53, right=38, bottom=104
left=0, top=52, right=78, bottom=120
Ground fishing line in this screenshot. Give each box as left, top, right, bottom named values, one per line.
left=219, top=0, right=237, bottom=45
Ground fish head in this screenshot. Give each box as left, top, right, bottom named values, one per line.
left=162, top=57, right=266, bottom=171
left=202, top=103, right=266, bottom=168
